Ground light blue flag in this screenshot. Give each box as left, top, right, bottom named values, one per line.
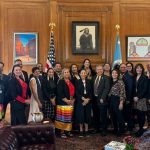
left=112, top=32, right=122, bottom=69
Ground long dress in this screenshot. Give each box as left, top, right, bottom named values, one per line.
left=28, top=77, right=40, bottom=123
left=55, top=79, right=75, bottom=131
left=75, top=79, right=92, bottom=124
left=42, top=77, right=56, bottom=120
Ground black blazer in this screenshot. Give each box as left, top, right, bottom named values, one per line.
left=147, top=78, right=150, bottom=99
left=93, top=74, right=110, bottom=104
left=42, top=76, right=57, bottom=101
left=70, top=74, right=80, bottom=86
left=75, top=79, right=92, bottom=102
left=122, top=71, right=134, bottom=102
left=8, top=70, right=28, bottom=84
left=22, top=70, right=29, bottom=84
left=0, top=74, right=9, bottom=104
left=8, top=70, right=30, bottom=97
left=56, top=79, right=74, bottom=105
left=54, top=72, right=60, bottom=84
left=8, top=77, right=28, bottom=110
left=133, top=75, right=148, bottom=99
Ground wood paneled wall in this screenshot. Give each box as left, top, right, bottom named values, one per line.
left=1, top=0, right=150, bottom=73
left=0, top=0, right=50, bottom=73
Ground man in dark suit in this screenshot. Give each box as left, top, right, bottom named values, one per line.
left=54, top=62, right=62, bottom=83
left=0, top=61, right=9, bottom=119
left=36, top=63, right=47, bottom=80
left=120, top=63, right=134, bottom=132
left=92, top=65, right=110, bottom=136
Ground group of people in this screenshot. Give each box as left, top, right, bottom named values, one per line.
left=0, top=58, right=150, bottom=139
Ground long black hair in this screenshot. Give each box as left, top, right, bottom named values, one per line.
left=70, top=64, right=79, bottom=75
left=126, top=62, right=134, bottom=74
left=134, top=63, right=145, bottom=76
left=80, top=58, right=96, bottom=76
left=11, top=64, right=21, bottom=78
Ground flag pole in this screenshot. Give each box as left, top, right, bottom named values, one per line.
left=115, top=24, right=120, bottom=32
left=112, top=24, right=122, bottom=69
left=115, top=24, right=120, bottom=37
left=45, top=23, right=56, bottom=72
left=49, top=22, right=56, bottom=33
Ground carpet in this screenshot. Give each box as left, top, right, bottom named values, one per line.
left=55, top=133, right=123, bottom=150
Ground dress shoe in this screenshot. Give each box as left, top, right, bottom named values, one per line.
left=85, top=131, right=90, bottom=137
left=91, top=129, right=99, bottom=134
left=135, top=129, right=145, bottom=137
left=66, top=132, right=73, bottom=137
left=61, top=133, right=67, bottom=138
left=112, top=129, right=118, bottom=135
left=116, top=130, right=125, bottom=136
left=101, top=131, right=107, bottom=136
left=79, top=131, right=84, bottom=138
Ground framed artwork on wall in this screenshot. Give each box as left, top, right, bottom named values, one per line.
left=72, top=21, right=99, bottom=54
left=13, top=32, right=38, bottom=65
left=126, top=35, right=150, bottom=61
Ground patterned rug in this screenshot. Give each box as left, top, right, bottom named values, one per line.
left=55, top=132, right=123, bottom=150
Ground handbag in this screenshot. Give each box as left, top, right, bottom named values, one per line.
left=32, top=112, right=43, bottom=123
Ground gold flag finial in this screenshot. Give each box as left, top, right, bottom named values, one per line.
left=49, top=23, right=56, bottom=32
left=115, top=24, right=120, bottom=31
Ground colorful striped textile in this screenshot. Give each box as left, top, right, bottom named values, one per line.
left=55, top=105, right=73, bottom=131
left=0, top=104, right=4, bottom=120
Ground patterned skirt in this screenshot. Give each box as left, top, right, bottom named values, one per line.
left=134, top=98, right=148, bottom=111
left=55, top=105, right=73, bottom=131
left=43, top=101, right=55, bottom=120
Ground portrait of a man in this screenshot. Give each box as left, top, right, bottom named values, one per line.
left=72, top=21, right=99, bottom=54
left=79, top=28, right=93, bottom=50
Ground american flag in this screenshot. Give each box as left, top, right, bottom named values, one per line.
left=45, top=31, right=55, bottom=72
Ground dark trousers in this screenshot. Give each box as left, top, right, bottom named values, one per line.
left=92, top=97, right=100, bottom=130
left=11, top=109, right=27, bottom=126
left=99, top=104, right=107, bottom=131
left=0, top=102, right=8, bottom=119
left=123, top=103, right=133, bottom=131
left=110, top=95, right=125, bottom=133
left=146, top=110, right=150, bottom=126
left=137, top=110, right=146, bottom=130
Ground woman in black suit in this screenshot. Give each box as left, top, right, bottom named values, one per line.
left=70, top=64, right=80, bottom=85
left=133, top=63, right=148, bottom=137
left=55, top=68, right=75, bottom=138
left=9, top=64, right=30, bottom=125
left=80, top=59, right=96, bottom=80
left=75, top=69, right=92, bottom=137
left=42, top=68, right=57, bottom=121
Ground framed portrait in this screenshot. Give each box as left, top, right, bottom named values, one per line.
left=72, top=21, right=99, bottom=54
left=13, top=32, right=38, bottom=65
left=126, top=35, right=150, bottom=61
